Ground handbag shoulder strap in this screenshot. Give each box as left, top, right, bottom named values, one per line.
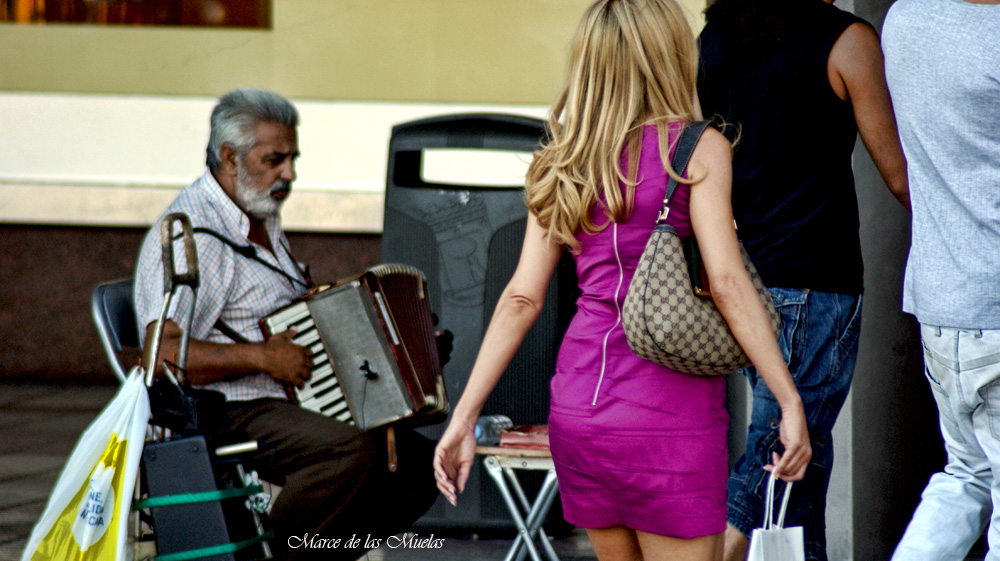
left=657, top=120, right=711, bottom=225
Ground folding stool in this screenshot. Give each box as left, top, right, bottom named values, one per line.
left=476, top=445, right=561, bottom=561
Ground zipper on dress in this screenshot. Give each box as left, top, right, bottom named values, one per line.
left=592, top=222, right=625, bottom=406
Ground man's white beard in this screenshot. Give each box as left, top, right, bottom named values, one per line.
left=235, top=163, right=288, bottom=219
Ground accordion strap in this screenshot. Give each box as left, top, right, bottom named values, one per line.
left=386, top=425, right=398, bottom=473
left=173, top=227, right=313, bottom=290
left=174, top=228, right=310, bottom=346
left=213, top=318, right=250, bottom=344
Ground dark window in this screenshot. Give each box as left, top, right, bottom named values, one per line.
left=1, top=0, right=270, bottom=28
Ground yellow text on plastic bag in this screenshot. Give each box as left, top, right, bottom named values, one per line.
left=31, top=433, right=129, bottom=561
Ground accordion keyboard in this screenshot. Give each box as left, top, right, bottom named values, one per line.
left=263, top=301, right=354, bottom=423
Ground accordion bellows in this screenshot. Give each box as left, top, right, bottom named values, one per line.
left=261, top=263, right=449, bottom=430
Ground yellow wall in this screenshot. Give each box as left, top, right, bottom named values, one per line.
left=0, top=0, right=708, bottom=232
left=0, top=0, right=707, bottom=103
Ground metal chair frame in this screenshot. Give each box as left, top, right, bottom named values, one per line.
left=91, top=277, right=139, bottom=383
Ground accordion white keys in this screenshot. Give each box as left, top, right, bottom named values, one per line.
left=260, top=264, right=449, bottom=431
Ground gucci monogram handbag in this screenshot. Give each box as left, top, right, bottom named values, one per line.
left=621, top=121, right=780, bottom=376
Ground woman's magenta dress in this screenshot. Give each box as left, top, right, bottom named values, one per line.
left=548, top=123, right=729, bottom=539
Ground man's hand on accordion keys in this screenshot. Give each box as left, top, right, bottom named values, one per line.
left=263, top=328, right=314, bottom=388
left=435, top=329, right=454, bottom=367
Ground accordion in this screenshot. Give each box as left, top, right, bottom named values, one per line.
left=260, top=264, right=448, bottom=431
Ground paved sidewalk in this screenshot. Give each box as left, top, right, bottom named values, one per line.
left=0, top=382, right=118, bottom=561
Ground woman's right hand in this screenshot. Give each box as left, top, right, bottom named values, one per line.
left=432, top=417, right=478, bottom=506
left=684, top=128, right=812, bottom=482
left=767, top=400, right=811, bottom=481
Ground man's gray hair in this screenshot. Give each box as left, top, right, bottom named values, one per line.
left=206, top=88, right=299, bottom=171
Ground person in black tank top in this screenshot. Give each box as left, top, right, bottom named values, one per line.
left=697, top=1, right=910, bottom=560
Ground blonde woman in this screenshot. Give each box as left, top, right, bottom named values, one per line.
left=433, top=1, right=810, bottom=559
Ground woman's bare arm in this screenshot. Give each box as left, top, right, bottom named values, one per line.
left=433, top=214, right=564, bottom=504
left=687, top=128, right=811, bottom=480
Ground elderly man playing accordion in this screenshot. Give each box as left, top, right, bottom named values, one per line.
left=134, top=88, right=440, bottom=561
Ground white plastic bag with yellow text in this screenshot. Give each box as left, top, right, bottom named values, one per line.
left=22, top=367, right=150, bottom=561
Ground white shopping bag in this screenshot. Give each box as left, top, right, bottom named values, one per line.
left=747, top=472, right=805, bottom=561
left=22, top=367, right=151, bottom=561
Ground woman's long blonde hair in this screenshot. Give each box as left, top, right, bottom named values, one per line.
left=526, top=0, right=702, bottom=250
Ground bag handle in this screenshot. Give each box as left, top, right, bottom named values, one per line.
left=146, top=212, right=200, bottom=388
left=657, top=120, right=711, bottom=225
left=763, top=471, right=794, bottom=530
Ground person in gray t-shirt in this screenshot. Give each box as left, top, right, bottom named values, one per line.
left=882, top=0, right=1000, bottom=558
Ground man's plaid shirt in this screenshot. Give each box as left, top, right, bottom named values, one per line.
left=134, top=170, right=308, bottom=401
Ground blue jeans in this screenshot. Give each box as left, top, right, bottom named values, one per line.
left=727, top=288, right=862, bottom=561
left=891, top=325, right=1000, bottom=561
